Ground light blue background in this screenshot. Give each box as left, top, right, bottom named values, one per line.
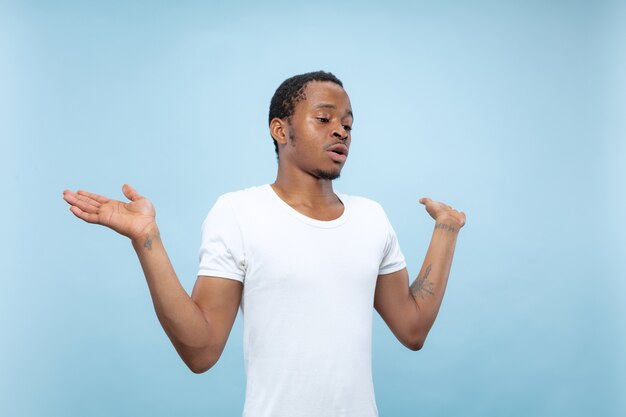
left=2, top=1, right=624, bottom=416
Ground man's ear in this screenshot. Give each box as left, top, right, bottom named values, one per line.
left=270, top=118, right=289, bottom=146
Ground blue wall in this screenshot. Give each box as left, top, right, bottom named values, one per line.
left=2, top=1, right=624, bottom=416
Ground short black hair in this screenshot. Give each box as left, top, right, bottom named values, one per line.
left=268, top=71, right=344, bottom=157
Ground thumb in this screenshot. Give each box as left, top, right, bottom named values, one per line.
left=419, top=197, right=431, bottom=205
left=122, top=183, right=141, bottom=201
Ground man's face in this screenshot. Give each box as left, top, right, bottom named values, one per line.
left=280, top=81, right=353, bottom=180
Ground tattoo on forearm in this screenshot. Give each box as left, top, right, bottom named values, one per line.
left=143, top=231, right=159, bottom=251
left=435, top=223, right=459, bottom=234
left=410, top=264, right=434, bottom=300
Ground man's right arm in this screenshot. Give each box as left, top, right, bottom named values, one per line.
left=132, top=224, right=242, bottom=373
left=63, top=184, right=242, bottom=373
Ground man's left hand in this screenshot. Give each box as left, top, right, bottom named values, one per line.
left=419, top=197, right=466, bottom=229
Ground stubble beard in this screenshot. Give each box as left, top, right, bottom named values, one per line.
left=313, top=168, right=341, bottom=181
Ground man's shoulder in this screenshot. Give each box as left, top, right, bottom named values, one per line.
left=203, top=185, right=271, bottom=226
left=339, top=192, right=387, bottom=216
left=217, top=184, right=269, bottom=204
left=339, top=191, right=382, bottom=207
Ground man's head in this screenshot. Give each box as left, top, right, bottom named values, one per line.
left=268, top=72, right=353, bottom=181
left=269, top=71, right=344, bottom=158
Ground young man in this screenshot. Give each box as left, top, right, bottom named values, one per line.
left=63, top=71, right=466, bottom=417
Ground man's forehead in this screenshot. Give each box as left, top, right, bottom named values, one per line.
left=302, top=82, right=352, bottom=114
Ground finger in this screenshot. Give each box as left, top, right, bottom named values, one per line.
left=63, top=190, right=90, bottom=207
left=419, top=197, right=431, bottom=205
left=76, top=190, right=110, bottom=204
left=122, top=183, right=142, bottom=202
left=73, top=194, right=101, bottom=213
left=64, top=191, right=101, bottom=213
left=69, top=205, right=100, bottom=224
left=62, top=190, right=76, bottom=204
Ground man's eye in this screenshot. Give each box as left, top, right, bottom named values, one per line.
left=343, top=125, right=352, bottom=132
left=317, top=117, right=330, bottom=123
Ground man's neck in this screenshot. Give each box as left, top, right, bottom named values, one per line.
left=272, top=171, right=343, bottom=220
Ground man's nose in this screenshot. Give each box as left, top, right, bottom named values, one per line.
left=332, top=124, right=349, bottom=141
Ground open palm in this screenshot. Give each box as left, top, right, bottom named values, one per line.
left=419, top=197, right=466, bottom=228
left=63, top=184, right=156, bottom=240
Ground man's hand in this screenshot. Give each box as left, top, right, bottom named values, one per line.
left=63, top=184, right=156, bottom=241
left=419, top=197, right=466, bottom=229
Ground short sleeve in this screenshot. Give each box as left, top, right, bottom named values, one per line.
left=197, top=195, right=246, bottom=282
left=378, top=210, right=406, bottom=275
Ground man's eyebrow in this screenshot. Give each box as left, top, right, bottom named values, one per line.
left=314, top=103, right=354, bottom=119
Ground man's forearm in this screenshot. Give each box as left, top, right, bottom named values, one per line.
left=131, top=224, right=214, bottom=370
left=409, top=220, right=460, bottom=341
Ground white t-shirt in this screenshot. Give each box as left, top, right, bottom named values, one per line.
left=198, top=184, right=406, bottom=417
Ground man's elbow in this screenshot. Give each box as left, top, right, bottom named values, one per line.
left=189, top=365, right=211, bottom=374
left=181, top=350, right=219, bottom=374
left=406, top=332, right=428, bottom=351
left=407, top=339, right=424, bottom=351
left=186, top=357, right=217, bottom=374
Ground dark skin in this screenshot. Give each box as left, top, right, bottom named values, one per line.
left=269, top=81, right=353, bottom=221
left=62, top=80, right=465, bottom=373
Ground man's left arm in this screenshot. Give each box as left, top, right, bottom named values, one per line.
left=373, top=198, right=466, bottom=351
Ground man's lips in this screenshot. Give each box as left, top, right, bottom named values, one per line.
left=326, top=143, right=349, bottom=162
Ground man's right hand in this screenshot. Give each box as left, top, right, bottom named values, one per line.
left=63, top=184, right=156, bottom=241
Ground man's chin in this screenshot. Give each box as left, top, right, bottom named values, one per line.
left=313, top=168, right=341, bottom=181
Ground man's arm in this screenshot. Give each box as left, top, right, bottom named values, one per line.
left=373, top=198, right=465, bottom=351
left=63, top=184, right=242, bottom=373
left=132, top=224, right=242, bottom=373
